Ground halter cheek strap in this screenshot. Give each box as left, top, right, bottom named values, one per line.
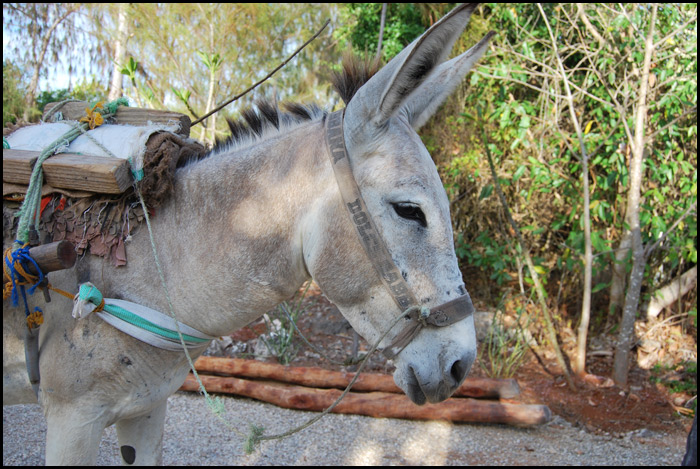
left=325, top=109, right=474, bottom=359
left=326, top=109, right=417, bottom=311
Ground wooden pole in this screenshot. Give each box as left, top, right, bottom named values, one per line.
left=3, top=149, right=132, bottom=194
left=191, top=356, right=521, bottom=399
left=3, top=240, right=76, bottom=285
left=180, top=374, right=551, bottom=426
left=42, top=102, right=191, bottom=137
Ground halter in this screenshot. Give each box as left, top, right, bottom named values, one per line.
left=325, top=109, right=474, bottom=359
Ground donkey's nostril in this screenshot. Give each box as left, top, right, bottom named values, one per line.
left=450, top=357, right=472, bottom=385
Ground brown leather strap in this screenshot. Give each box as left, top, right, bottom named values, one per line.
left=326, top=109, right=417, bottom=312
left=325, top=109, right=473, bottom=359
left=382, top=293, right=474, bottom=359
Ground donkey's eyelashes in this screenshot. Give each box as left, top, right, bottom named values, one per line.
left=393, top=202, right=427, bottom=228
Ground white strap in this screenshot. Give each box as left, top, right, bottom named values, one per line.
left=97, top=299, right=215, bottom=351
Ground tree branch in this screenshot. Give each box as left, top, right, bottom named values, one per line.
left=645, top=105, right=698, bottom=142
left=644, top=201, right=697, bottom=259
left=478, top=103, right=576, bottom=391
left=538, top=2, right=593, bottom=379
left=576, top=4, right=607, bottom=47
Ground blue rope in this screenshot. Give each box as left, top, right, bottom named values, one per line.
left=5, top=242, right=46, bottom=319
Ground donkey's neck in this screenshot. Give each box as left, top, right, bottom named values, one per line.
left=141, top=118, right=331, bottom=336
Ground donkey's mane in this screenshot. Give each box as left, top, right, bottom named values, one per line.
left=206, top=101, right=325, bottom=157
left=330, top=52, right=382, bottom=105
left=194, top=52, right=382, bottom=163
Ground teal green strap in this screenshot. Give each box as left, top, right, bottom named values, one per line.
left=103, top=302, right=209, bottom=344
left=77, top=283, right=212, bottom=347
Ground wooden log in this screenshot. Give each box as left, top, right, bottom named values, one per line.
left=43, top=101, right=191, bottom=137
left=2, top=148, right=132, bottom=194
left=42, top=153, right=132, bottom=194
left=3, top=241, right=76, bottom=285
left=646, top=265, right=697, bottom=319
left=2, top=149, right=39, bottom=185
left=192, top=356, right=520, bottom=399
left=180, top=374, right=551, bottom=426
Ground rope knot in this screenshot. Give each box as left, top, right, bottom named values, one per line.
left=3, top=244, right=44, bottom=306
left=72, top=282, right=105, bottom=319
left=418, top=305, right=431, bottom=327
left=26, top=308, right=44, bottom=329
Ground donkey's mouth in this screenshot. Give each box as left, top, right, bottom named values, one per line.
left=402, top=366, right=453, bottom=405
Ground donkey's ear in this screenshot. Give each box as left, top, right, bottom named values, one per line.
left=344, top=4, right=480, bottom=149
left=402, top=31, right=495, bottom=130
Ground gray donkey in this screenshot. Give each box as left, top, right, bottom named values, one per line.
left=3, top=3, right=493, bottom=464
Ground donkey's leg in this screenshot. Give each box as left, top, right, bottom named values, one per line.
left=44, top=404, right=108, bottom=465
left=115, top=400, right=168, bottom=465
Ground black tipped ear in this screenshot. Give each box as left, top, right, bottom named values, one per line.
left=377, top=3, right=481, bottom=121
left=404, top=31, right=495, bottom=130
left=343, top=4, right=482, bottom=152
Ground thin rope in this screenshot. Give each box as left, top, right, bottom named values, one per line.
left=131, top=183, right=247, bottom=439
left=246, top=304, right=420, bottom=453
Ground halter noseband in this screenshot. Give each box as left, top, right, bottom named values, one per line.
left=325, top=109, right=474, bottom=359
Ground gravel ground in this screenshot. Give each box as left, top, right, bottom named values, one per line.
left=3, top=391, right=687, bottom=465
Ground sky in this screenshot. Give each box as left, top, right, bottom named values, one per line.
left=3, top=11, right=95, bottom=93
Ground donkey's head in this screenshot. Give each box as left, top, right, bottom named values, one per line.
left=305, top=4, right=493, bottom=404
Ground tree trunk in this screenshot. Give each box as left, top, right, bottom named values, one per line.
left=612, top=4, right=657, bottom=387
left=613, top=230, right=645, bottom=385
left=22, top=6, right=77, bottom=120
left=376, top=3, right=387, bottom=58
left=536, top=4, right=591, bottom=382
left=181, top=374, right=552, bottom=426
left=608, top=230, right=632, bottom=327
left=479, top=118, right=575, bottom=391
left=201, top=17, right=218, bottom=146
left=107, top=4, right=129, bottom=101
left=190, top=356, right=522, bottom=399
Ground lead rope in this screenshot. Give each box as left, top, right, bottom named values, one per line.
left=130, top=180, right=247, bottom=437
left=245, top=304, right=423, bottom=452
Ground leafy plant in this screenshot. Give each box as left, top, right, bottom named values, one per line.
left=478, top=305, right=531, bottom=378
left=457, top=231, right=514, bottom=286
left=259, top=282, right=312, bottom=365
left=650, top=361, right=697, bottom=414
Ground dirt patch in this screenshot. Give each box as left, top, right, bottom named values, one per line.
left=208, top=284, right=693, bottom=439
left=514, top=357, right=687, bottom=435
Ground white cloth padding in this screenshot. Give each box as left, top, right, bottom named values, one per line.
left=5, top=122, right=181, bottom=172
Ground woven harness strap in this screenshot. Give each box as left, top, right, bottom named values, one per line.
left=325, top=109, right=474, bottom=359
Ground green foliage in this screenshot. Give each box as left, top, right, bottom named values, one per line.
left=457, top=231, right=514, bottom=286
left=34, top=77, right=108, bottom=113
left=2, top=60, right=27, bottom=126
left=334, top=3, right=426, bottom=61
left=196, top=51, right=223, bottom=74
left=426, top=4, right=697, bottom=334
left=260, top=283, right=312, bottom=365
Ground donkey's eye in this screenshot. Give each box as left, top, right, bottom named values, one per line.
left=393, top=203, right=427, bottom=228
